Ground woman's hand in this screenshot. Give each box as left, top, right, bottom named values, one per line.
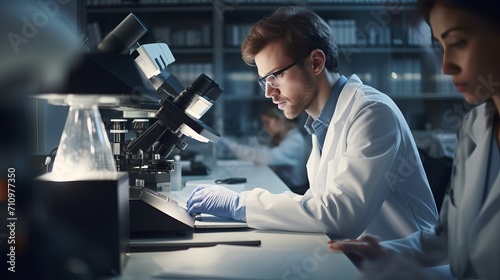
left=328, top=234, right=392, bottom=268
left=329, top=234, right=439, bottom=280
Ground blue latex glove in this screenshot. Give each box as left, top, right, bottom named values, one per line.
left=217, top=137, right=232, bottom=150
left=217, top=137, right=228, bottom=146
left=186, top=184, right=238, bottom=219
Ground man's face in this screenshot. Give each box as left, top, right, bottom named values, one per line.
left=254, top=41, right=317, bottom=119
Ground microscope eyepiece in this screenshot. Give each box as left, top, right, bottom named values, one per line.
left=96, top=13, right=147, bottom=54
left=173, top=74, right=222, bottom=110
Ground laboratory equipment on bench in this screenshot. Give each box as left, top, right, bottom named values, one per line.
left=215, top=177, right=247, bottom=184
left=129, top=180, right=194, bottom=236
left=97, top=13, right=223, bottom=236
left=93, top=13, right=221, bottom=194
left=39, top=12, right=223, bottom=240
left=95, top=13, right=222, bottom=237
left=113, top=73, right=222, bottom=192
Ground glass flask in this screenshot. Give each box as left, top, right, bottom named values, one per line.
left=52, top=98, right=116, bottom=180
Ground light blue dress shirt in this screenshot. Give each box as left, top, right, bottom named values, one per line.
left=304, top=75, right=348, bottom=152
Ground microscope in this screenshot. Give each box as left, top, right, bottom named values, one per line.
left=94, top=13, right=222, bottom=192
left=40, top=13, right=222, bottom=236
left=93, top=13, right=223, bottom=236
left=30, top=13, right=217, bottom=279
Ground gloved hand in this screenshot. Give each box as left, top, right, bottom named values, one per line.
left=217, top=137, right=228, bottom=147
left=186, top=184, right=238, bottom=219
left=216, top=137, right=232, bottom=156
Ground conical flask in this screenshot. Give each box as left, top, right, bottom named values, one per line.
left=52, top=99, right=116, bottom=180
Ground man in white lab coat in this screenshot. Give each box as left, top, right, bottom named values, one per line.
left=187, top=7, right=438, bottom=240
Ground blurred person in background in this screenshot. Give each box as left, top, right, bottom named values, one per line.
left=219, top=104, right=309, bottom=194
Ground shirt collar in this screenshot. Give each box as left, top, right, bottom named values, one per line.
left=304, top=75, right=348, bottom=135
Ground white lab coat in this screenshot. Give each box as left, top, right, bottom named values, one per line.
left=383, top=100, right=500, bottom=279
left=242, top=75, right=438, bottom=240
left=223, top=128, right=308, bottom=190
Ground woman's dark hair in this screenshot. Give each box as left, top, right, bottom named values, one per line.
left=260, top=104, right=296, bottom=147
left=417, top=0, right=500, bottom=28
left=241, top=6, right=339, bottom=72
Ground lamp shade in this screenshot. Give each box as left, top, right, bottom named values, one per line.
left=39, top=53, right=159, bottom=110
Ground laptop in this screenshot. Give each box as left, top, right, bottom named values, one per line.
left=194, top=213, right=248, bottom=229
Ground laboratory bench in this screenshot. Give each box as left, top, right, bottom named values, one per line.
left=114, top=230, right=359, bottom=279
left=104, top=161, right=360, bottom=280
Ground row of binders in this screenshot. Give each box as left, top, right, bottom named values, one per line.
left=87, top=0, right=416, bottom=6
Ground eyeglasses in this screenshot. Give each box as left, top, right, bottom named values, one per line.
left=258, top=61, right=298, bottom=91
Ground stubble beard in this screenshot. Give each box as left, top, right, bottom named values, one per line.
left=283, top=73, right=316, bottom=119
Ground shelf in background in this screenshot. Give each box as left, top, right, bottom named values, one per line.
left=223, top=46, right=436, bottom=54
left=220, top=94, right=462, bottom=101
left=389, top=94, right=461, bottom=100
left=221, top=95, right=264, bottom=101
left=171, top=48, right=213, bottom=55
left=83, top=0, right=460, bottom=136
left=86, top=5, right=212, bottom=13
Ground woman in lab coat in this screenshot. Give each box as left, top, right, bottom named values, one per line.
left=219, top=105, right=309, bottom=194
left=187, top=7, right=439, bottom=241
left=330, top=1, right=500, bottom=279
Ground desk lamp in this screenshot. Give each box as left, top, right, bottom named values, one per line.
left=40, top=13, right=154, bottom=180
left=40, top=51, right=156, bottom=180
